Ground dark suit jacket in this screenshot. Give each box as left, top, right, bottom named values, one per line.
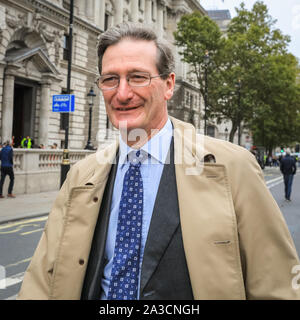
left=280, top=155, right=296, bottom=175
left=81, top=139, right=194, bottom=300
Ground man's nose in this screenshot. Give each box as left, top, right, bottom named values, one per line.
left=116, top=78, right=134, bottom=102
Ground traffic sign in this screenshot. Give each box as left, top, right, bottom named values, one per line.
left=52, top=94, right=75, bottom=112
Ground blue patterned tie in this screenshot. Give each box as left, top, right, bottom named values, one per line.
left=107, top=150, right=145, bottom=300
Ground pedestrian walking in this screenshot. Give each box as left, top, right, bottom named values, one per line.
left=280, top=148, right=297, bottom=201
left=0, top=140, right=15, bottom=198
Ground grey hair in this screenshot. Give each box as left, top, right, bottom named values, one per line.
left=97, top=22, right=175, bottom=79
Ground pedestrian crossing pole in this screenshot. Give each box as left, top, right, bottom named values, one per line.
left=60, top=0, right=74, bottom=187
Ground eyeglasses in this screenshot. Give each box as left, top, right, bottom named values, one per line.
left=96, top=72, right=166, bottom=91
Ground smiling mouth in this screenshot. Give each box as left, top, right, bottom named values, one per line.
left=115, top=106, right=140, bottom=111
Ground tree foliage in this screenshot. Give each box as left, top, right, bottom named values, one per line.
left=174, top=1, right=300, bottom=149
left=173, top=12, right=224, bottom=100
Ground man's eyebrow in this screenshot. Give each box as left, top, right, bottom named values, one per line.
left=101, top=69, right=150, bottom=76
left=100, top=72, right=119, bottom=76
left=128, top=69, right=149, bottom=73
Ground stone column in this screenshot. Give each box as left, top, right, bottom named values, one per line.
left=96, top=0, right=105, bottom=30
left=39, top=77, right=52, bottom=146
left=75, top=0, right=85, bottom=19
left=145, top=0, right=152, bottom=24
left=2, top=66, right=19, bottom=143
left=131, top=0, right=139, bottom=23
left=86, top=0, right=95, bottom=23
left=114, top=0, right=123, bottom=25
left=157, top=0, right=165, bottom=37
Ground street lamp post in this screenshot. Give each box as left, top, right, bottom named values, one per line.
left=236, top=79, right=242, bottom=146
left=60, top=0, right=74, bottom=187
left=203, top=50, right=210, bottom=135
left=85, top=87, right=96, bottom=150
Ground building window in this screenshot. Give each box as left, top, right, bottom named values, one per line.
left=185, top=91, right=190, bottom=106
left=152, top=1, right=157, bottom=21
left=60, top=112, right=68, bottom=130
left=63, top=34, right=70, bottom=61
left=207, top=125, right=215, bottom=137
left=104, top=13, right=109, bottom=30
left=60, top=89, right=71, bottom=130
left=60, top=113, right=68, bottom=130
left=190, top=95, right=194, bottom=108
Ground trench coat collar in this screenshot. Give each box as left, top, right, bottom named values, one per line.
left=84, top=116, right=216, bottom=187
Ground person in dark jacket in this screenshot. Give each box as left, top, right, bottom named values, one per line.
left=280, top=148, right=297, bottom=201
left=0, top=140, right=15, bottom=198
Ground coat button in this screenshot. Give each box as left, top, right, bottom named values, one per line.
left=79, top=259, right=85, bottom=265
left=93, top=197, right=98, bottom=202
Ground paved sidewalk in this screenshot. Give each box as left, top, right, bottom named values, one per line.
left=0, top=191, right=58, bottom=224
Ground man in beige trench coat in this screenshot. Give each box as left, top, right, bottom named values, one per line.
left=18, top=23, right=300, bottom=300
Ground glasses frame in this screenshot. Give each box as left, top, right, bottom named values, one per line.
left=95, top=72, right=167, bottom=91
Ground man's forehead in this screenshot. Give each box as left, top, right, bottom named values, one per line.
left=104, top=38, right=157, bottom=57
left=102, top=38, right=158, bottom=73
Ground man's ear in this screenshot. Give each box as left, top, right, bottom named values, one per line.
left=164, top=73, right=175, bottom=101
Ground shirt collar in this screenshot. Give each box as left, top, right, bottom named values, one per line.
left=118, top=118, right=173, bottom=166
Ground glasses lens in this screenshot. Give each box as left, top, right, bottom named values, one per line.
left=128, top=72, right=150, bottom=87
left=99, top=75, right=119, bottom=89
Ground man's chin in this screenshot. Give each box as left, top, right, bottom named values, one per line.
left=115, top=117, right=145, bottom=132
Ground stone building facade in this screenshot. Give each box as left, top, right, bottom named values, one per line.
left=0, top=0, right=210, bottom=151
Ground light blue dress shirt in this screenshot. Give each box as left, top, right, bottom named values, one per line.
left=100, top=118, right=173, bottom=300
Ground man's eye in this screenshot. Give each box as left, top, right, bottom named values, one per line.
left=130, top=74, right=148, bottom=81
left=102, top=76, right=118, bottom=83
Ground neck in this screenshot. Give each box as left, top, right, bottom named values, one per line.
left=120, top=118, right=168, bottom=149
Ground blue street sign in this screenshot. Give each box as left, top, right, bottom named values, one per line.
left=52, top=94, right=75, bottom=112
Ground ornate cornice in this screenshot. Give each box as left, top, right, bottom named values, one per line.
left=3, top=0, right=102, bottom=35
left=60, top=60, right=98, bottom=78
left=169, top=6, right=190, bottom=17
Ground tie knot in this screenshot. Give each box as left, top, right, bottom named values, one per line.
left=128, top=150, right=147, bottom=166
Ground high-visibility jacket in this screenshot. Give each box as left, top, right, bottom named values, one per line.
left=21, top=138, right=32, bottom=148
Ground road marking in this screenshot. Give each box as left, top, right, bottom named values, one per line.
left=266, top=176, right=283, bottom=189
left=0, top=216, right=48, bottom=230
left=20, top=228, right=44, bottom=236
left=5, top=257, right=32, bottom=268
left=267, top=180, right=284, bottom=189
left=0, top=223, right=40, bottom=235
left=266, top=176, right=282, bottom=184
left=0, top=272, right=24, bottom=289
left=5, top=294, right=18, bottom=300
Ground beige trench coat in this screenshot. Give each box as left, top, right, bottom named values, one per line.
left=18, top=117, right=300, bottom=299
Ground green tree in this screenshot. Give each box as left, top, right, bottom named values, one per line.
left=174, top=1, right=300, bottom=148
left=173, top=12, right=224, bottom=131
left=210, top=1, right=293, bottom=143
left=250, top=54, right=300, bottom=153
